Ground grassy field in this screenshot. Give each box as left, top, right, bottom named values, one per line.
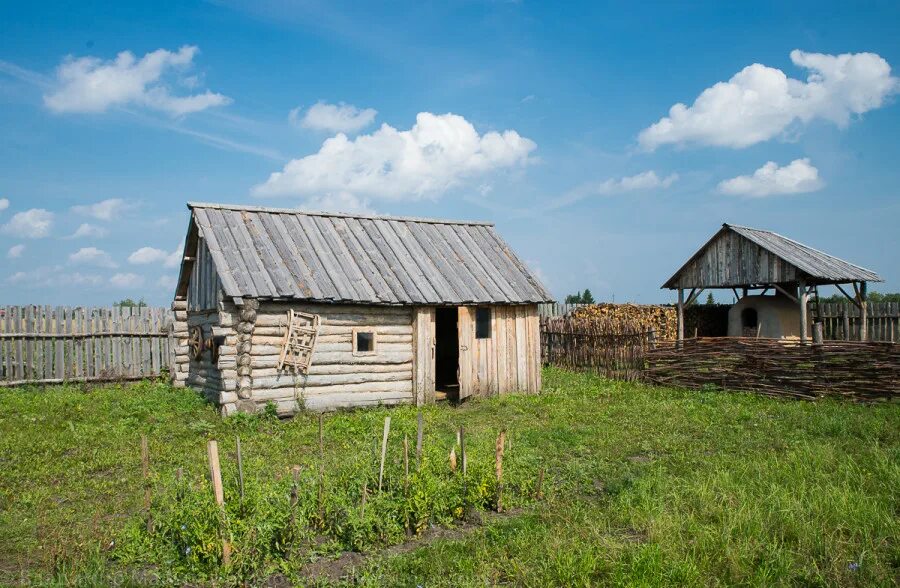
left=0, top=369, right=897, bottom=586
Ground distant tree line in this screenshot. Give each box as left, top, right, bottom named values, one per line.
left=565, top=289, right=595, bottom=304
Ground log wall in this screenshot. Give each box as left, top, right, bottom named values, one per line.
left=217, top=302, right=415, bottom=415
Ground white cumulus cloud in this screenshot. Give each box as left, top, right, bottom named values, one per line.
left=67, top=223, right=108, bottom=239
left=718, top=158, right=825, bottom=197
left=44, top=46, right=230, bottom=116
left=0, top=198, right=8, bottom=212
left=128, top=242, right=183, bottom=268
left=128, top=246, right=169, bottom=265
left=254, top=112, right=536, bottom=203
left=71, top=198, right=130, bottom=221
left=69, top=246, right=117, bottom=268
left=7, top=244, right=25, bottom=259
left=1, top=208, right=54, bottom=238
left=290, top=101, right=378, bottom=133
left=110, top=273, right=145, bottom=288
left=639, top=50, right=898, bottom=150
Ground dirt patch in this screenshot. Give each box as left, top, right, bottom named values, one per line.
left=297, top=509, right=521, bottom=584
left=627, top=453, right=652, bottom=463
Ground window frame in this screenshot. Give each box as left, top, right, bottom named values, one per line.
left=352, top=327, right=378, bottom=355
left=475, top=306, right=492, bottom=339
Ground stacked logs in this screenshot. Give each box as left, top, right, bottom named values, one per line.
left=235, top=299, right=259, bottom=413
left=170, top=300, right=189, bottom=387
left=566, top=304, right=676, bottom=338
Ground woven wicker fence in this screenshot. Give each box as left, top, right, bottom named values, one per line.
left=644, top=338, right=899, bottom=401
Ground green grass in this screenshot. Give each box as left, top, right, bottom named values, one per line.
left=0, top=369, right=897, bottom=586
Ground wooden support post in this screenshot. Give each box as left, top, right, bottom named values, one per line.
left=416, top=411, right=423, bottom=470
left=843, top=308, right=850, bottom=341
left=812, top=322, right=824, bottom=345
left=859, top=281, right=868, bottom=342
left=207, top=440, right=230, bottom=566
left=798, top=279, right=809, bottom=344
left=676, top=289, right=685, bottom=348
left=495, top=430, right=506, bottom=512
left=378, top=416, right=390, bottom=493
left=141, top=435, right=152, bottom=533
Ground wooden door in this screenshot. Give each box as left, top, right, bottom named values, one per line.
left=458, top=306, right=475, bottom=400
left=413, top=307, right=436, bottom=405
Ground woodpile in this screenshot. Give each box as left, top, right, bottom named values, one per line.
left=644, top=338, right=899, bottom=401
left=567, top=304, right=677, bottom=338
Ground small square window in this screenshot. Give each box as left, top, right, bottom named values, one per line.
left=353, top=329, right=376, bottom=354
left=475, top=307, right=491, bottom=339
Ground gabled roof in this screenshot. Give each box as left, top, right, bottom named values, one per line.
left=663, top=223, right=882, bottom=289
left=179, top=202, right=553, bottom=305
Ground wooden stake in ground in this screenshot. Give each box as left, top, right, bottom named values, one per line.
left=378, top=416, right=391, bottom=493
left=140, top=435, right=152, bottom=533
left=495, top=430, right=506, bottom=512
left=207, top=440, right=231, bottom=566
left=449, top=446, right=457, bottom=472
left=416, top=411, right=424, bottom=470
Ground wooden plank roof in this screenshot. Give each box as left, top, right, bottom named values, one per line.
left=663, top=223, right=882, bottom=289
left=183, top=202, right=553, bottom=305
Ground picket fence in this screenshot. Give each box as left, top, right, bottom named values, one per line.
left=0, top=305, right=174, bottom=386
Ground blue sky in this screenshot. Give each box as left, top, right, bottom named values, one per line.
left=1, top=0, right=898, bottom=306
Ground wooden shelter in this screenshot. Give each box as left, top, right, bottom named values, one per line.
left=662, top=223, right=882, bottom=344
left=172, top=203, right=552, bottom=415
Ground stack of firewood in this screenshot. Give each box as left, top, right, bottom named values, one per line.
left=562, top=304, right=677, bottom=338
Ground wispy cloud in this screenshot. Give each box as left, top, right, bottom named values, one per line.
left=290, top=101, right=377, bottom=133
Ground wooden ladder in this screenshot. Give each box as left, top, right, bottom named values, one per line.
left=277, top=310, right=320, bottom=374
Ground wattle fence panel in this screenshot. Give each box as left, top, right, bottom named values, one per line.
left=0, top=305, right=174, bottom=386
left=644, top=338, right=899, bottom=401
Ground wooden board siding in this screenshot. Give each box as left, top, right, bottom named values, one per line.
left=457, top=304, right=541, bottom=398
left=671, top=229, right=800, bottom=289
left=413, top=307, right=436, bottom=405
left=188, top=238, right=223, bottom=312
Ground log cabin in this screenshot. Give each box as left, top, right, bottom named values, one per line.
left=171, top=202, right=553, bottom=415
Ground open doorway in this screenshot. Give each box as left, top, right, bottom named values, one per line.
left=434, top=307, right=459, bottom=401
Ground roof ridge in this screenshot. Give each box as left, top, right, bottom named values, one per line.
left=187, top=201, right=495, bottom=227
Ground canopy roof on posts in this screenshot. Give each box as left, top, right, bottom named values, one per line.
left=661, top=223, right=883, bottom=343
left=175, top=202, right=553, bottom=307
